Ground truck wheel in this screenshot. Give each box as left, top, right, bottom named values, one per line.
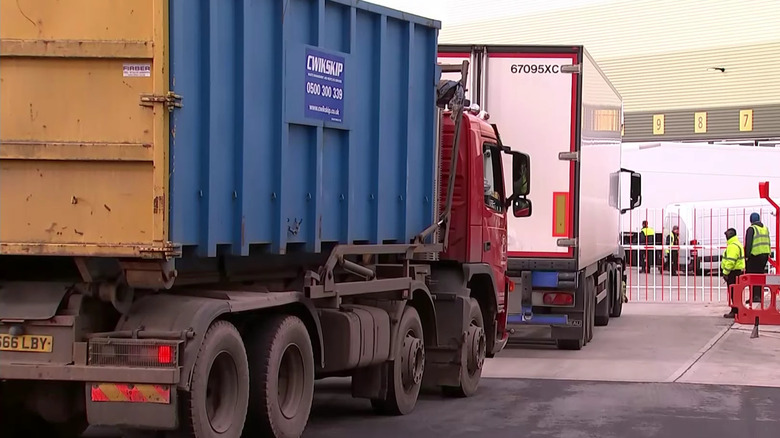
left=244, top=315, right=314, bottom=438
left=371, top=306, right=424, bottom=415
left=180, top=320, right=249, bottom=438
left=595, top=274, right=610, bottom=327
left=609, top=267, right=624, bottom=318
left=441, top=298, right=486, bottom=398
left=585, top=277, right=595, bottom=343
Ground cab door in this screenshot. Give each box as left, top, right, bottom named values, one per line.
left=481, top=142, right=508, bottom=307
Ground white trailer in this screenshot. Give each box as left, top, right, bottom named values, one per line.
left=438, top=45, right=642, bottom=350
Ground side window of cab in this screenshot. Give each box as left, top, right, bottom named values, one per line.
left=483, top=143, right=505, bottom=212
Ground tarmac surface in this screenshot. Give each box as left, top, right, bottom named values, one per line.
left=84, top=301, right=780, bottom=438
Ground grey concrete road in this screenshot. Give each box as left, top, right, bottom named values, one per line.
left=491, top=302, right=780, bottom=387
left=84, top=302, right=780, bottom=437
left=86, top=378, right=780, bottom=438
left=304, top=378, right=780, bottom=438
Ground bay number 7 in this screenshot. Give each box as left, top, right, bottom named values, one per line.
left=739, top=109, right=753, bottom=132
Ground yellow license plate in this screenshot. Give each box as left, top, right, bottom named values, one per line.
left=0, top=334, right=53, bottom=352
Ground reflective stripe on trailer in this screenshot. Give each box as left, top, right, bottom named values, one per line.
left=90, top=383, right=171, bottom=404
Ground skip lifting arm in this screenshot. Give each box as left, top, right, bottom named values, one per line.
left=417, top=60, right=470, bottom=248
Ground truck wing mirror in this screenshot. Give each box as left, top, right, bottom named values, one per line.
left=619, top=167, right=642, bottom=213
left=512, top=152, right=530, bottom=197
left=630, top=171, right=642, bottom=209
left=513, top=198, right=532, bottom=218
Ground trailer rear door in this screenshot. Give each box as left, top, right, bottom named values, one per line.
left=0, top=0, right=170, bottom=258
left=440, top=46, right=580, bottom=259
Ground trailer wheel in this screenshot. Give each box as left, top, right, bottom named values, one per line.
left=441, top=298, right=486, bottom=398
left=244, top=315, right=314, bottom=438
left=595, top=273, right=611, bottom=327
left=609, top=265, right=624, bottom=318
left=585, top=277, right=595, bottom=343
left=180, top=320, right=249, bottom=438
left=371, top=306, right=424, bottom=415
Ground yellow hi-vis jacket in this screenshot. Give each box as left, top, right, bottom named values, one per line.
left=721, top=236, right=746, bottom=275
left=749, top=224, right=771, bottom=256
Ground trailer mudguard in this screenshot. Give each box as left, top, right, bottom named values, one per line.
left=115, top=291, right=324, bottom=391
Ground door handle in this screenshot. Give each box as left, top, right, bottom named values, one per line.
left=484, top=241, right=491, bottom=252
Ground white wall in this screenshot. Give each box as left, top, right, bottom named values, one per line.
left=622, top=142, right=780, bottom=209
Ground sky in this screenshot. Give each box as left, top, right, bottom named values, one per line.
left=368, top=0, right=617, bottom=25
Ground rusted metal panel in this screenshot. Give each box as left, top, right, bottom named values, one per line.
left=0, top=0, right=170, bottom=257
left=0, top=0, right=441, bottom=261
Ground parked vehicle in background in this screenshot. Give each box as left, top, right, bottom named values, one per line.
left=438, top=45, right=642, bottom=351
left=659, top=199, right=775, bottom=274
left=0, top=2, right=530, bottom=437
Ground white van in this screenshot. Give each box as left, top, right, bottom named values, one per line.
left=662, top=198, right=777, bottom=274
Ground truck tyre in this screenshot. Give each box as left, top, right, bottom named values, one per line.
left=179, top=320, right=249, bottom=438
left=595, top=273, right=610, bottom=327
left=244, top=315, right=314, bottom=438
left=585, top=277, right=595, bottom=343
left=441, top=298, right=486, bottom=398
left=371, top=306, right=424, bottom=415
left=609, top=266, right=624, bottom=318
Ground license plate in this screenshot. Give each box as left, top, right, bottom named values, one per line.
left=0, top=334, right=53, bottom=352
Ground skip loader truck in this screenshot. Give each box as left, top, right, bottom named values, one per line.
left=438, top=45, right=643, bottom=351
left=0, top=1, right=532, bottom=437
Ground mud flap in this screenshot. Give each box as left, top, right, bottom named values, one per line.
left=421, top=295, right=471, bottom=388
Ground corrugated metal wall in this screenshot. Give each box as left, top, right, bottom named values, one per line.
left=624, top=105, right=780, bottom=142
left=437, top=0, right=780, bottom=140
left=599, top=42, right=780, bottom=112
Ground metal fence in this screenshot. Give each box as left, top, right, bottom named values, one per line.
left=620, top=207, right=777, bottom=303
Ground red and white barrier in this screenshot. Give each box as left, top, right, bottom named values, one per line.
left=620, top=206, right=777, bottom=303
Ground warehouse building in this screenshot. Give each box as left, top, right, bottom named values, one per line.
left=433, top=0, right=780, bottom=144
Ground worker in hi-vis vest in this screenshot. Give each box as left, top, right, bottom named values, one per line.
left=744, top=212, right=771, bottom=303
left=721, top=227, right=746, bottom=319
left=639, top=220, right=655, bottom=273
left=664, top=225, right=681, bottom=276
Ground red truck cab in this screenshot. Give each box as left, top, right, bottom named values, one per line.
left=440, top=108, right=532, bottom=354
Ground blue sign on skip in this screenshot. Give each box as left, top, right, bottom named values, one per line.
left=304, top=48, right=345, bottom=123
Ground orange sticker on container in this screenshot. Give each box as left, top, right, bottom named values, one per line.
left=552, top=192, right=569, bottom=237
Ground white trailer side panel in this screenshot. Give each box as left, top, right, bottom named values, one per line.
left=483, top=52, right=577, bottom=258
left=577, top=51, right=623, bottom=268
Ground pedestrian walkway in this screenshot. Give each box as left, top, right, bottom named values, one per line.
left=484, top=302, right=780, bottom=388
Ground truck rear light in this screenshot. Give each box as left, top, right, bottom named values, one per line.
left=508, top=280, right=515, bottom=292
left=543, top=292, right=574, bottom=306
left=157, top=345, right=173, bottom=364
left=88, top=339, right=180, bottom=368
